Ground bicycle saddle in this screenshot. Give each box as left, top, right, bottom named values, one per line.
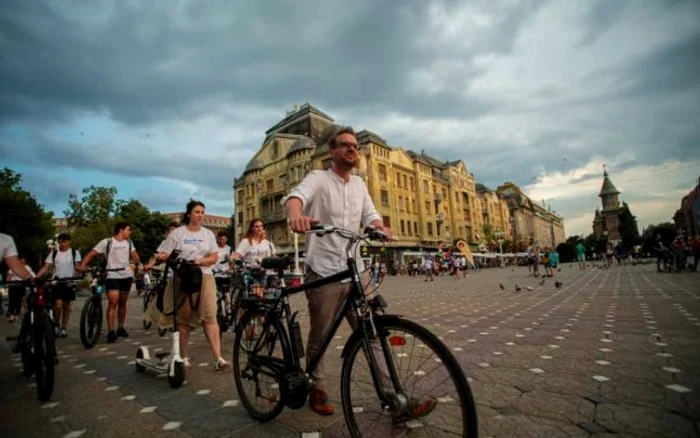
left=261, top=257, right=291, bottom=271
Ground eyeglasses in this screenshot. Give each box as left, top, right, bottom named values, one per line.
left=335, top=142, right=359, bottom=151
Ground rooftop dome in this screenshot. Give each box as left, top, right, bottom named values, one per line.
left=287, top=137, right=315, bottom=156
left=244, top=158, right=263, bottom=173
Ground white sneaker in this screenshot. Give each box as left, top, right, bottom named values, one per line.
left=183, top=357, right=192, bottom=368
left=215, top=358, right=230, bottom=372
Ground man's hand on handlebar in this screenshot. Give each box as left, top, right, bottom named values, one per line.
left=288, top=215, right=320, bottom=233
left=370, top=224, right=395, bottom=241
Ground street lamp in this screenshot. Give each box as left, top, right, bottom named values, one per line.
left=494, top=228, right=504, bottom=267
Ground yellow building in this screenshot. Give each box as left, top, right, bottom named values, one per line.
left=234, top=104, right=560, bottom=256
left=496, top=182, right=566, bottom=251
left=476, top=184, right=513, bottom=248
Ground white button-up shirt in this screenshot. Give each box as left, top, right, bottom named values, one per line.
left=282, top=169, right=381, bottom=277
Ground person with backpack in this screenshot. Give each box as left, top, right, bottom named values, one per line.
left=35, top=233, right=81, bottom=337
left=78, top=222, right=139, bottom=343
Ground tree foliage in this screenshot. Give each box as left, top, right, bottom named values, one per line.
left=64, top=186, right=118, bottom=227
left=0, top=168, right=55, bottom=266
left=556, top=242, right=576, bottom=263
left=64, top=187, right=174, bottom=262
left=618, top=203, right=641, bottom=250
left=641, top=222, right=676, bottom=254
left=115, top=199, right=170, bottom=260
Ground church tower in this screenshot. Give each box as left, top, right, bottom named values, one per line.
left=593, top=166, right=624, bottom=242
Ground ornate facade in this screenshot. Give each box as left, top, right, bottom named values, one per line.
left=234, top=104, right=543, bottom=254
left=496, top=182, right=566, bottom=250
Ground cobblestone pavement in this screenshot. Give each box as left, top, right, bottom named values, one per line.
left=1, top=263, right=699, bottom=438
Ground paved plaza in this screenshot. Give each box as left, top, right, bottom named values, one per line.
left=1, top=263, right=699, bottom=438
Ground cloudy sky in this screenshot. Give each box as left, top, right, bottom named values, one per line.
left=1, top=0, right=698, bottom=237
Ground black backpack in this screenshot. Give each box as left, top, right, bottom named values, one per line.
left=103, top=238, right=133, bottom=269
left=52, top=247, right=77, bottom=265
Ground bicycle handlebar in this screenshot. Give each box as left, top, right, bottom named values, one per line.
left=306, top=224, right=396, bottom=242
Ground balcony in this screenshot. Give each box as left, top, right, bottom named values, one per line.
left=261, top=211, right=287, bottom=224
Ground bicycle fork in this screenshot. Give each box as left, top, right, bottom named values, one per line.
left=358, top=323, right=408, bottom=412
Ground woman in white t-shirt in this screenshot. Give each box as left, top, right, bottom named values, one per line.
left=232, top=218, right=277, bottom=264
left=155, top=200, right=229, bottom=371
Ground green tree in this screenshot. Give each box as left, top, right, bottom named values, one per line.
left=0, top=168, right=55, bottom=266
left=64, top=185, right=118, bottom=227
left=618, top=203, right=641, bottom=250
left=221, top=214, right=236, bottom=242
left=642, top=222, right=676, bottom=254
left=115, top=199, right=169, bottom=259
left=556, top=242, right=576, bottom=263
left=584, top=233, right=598, bottom=257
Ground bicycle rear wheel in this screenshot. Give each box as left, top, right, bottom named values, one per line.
left=80, top=296, right=102, bottom=349
left=340, top=315, right=477, bottom=437
left=232, top=309, right=289, bottom=422
left=35, top=314, right=56, bottom=402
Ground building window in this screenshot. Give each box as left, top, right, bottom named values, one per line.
left=409, top=177, right=414, bottom=188
left=427, top=223, right=433, bottom=236
left=396, top=172, right=402, bottom=188
left=400, top=220, right=405, bottom=235
left=414, top=222, right=418, bottom=235
left=238, top=212, right=243, bottom=224
left=381, top=190, right=389, bottom=207
left=279, top=175, right=287, bottom=187
left=399, top=196, right=404, bottom=211
left=402, top=175, right=407, bottom=188
left=382, top=216, right=391, bottom=228
left=423, top=180, right=429, bottom=193
left=378, top=164, right=387, bottom=181
left=266, top=179, right=274, bottom=192
left=412, top=199, right=416, bottom=212
left=237, top=190, right=244, bottom=204
left=425, top=200, right=430, bottom=212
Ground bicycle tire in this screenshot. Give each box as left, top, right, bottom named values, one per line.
left=340, top=315, right=478, bottom=437
left=80, top=297, right=102, bottom=349
left=232, top=309, right=290, bottom=422
left=34, top=314, right=56, bottom=402
left=19, top=312, right=35, bottom=377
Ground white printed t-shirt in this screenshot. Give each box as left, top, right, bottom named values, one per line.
left=93, top=238, right=136, bottom=279
left=213, top=244, right=232, bottom=276
left=0, top=233, right=18, bottom=260
left=45, top=248, right=82, bottom=279
left=158, top=226, right=218, bottom=275
left=234, top=239, right=276, bottom=265
left=281, top=169, right=381, bottom=278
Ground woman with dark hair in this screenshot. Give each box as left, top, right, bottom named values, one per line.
left=155, top=200, right=229, bottom=371
left=231, top=218, right=276, bottom=264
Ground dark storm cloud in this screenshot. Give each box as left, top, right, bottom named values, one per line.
left=0, top=131, right=242, bottom=190
left=0, top=0, right=545, bottom=127
left=577, top=0, right=629, bottom=47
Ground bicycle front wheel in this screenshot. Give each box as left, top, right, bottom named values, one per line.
left=35, top=314, right=56, bottom=402
left=340, top=315, right=477, bottom=437
left=80, top=296, right=102, bottom=349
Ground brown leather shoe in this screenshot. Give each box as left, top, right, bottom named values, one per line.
left=308, top=388, right=335, bottom=416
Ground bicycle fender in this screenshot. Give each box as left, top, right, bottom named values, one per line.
left=340, top=314, right=403, bottom=359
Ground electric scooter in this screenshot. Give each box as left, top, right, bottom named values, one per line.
left=134, top=251, right=186, bottom=389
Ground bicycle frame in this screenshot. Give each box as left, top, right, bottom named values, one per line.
left=247, top=229, right=405, bottom=406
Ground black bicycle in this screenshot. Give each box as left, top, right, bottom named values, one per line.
left=141, top=269, right=163, bottom=330
left=232, top=225, right=477, bottom=437
left=5, top=277, right=80, bottom=401
left=79, top=268, right=124, bottom=349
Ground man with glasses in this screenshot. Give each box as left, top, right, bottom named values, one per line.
left=283, top=125, right=401, bottom=416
